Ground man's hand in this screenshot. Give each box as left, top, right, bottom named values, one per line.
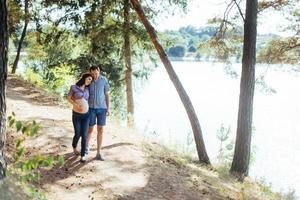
left=106, top=109, right=110, bottom=116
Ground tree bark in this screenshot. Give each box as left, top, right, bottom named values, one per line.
left=130, top=0, right=210, bottom=164
left=124, top=0, right=135, bottom=128
left=230, top=0, right=257, bottom=179
left=0, top=0, right=8, bottom=179
left=11, top=0, right=29, bottom=74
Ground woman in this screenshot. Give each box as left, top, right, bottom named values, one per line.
left=67, top=73, right=93, bottom=162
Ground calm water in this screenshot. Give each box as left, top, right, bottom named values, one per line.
left=135, top=61, right=300, bottom=197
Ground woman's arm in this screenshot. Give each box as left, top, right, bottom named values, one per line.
left=67, top=96, right=83, bottom=112
left=67, top=95, right=76, bottom=105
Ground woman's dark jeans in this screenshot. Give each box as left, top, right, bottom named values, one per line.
left=72, top=111, right=89, bottom=157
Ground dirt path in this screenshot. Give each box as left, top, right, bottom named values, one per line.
left=6, top=75, right=151, bottom=200
left=6, top=75, right=264, bottom=200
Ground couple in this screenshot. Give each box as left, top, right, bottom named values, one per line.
left=67, top=65, right=110, bottom=163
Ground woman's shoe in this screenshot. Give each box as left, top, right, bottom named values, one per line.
left=85, top=147, right=89, bottom=155
left=80, top=156, right=86, bottom=163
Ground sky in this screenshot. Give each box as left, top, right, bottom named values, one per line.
left=156, top=0, right=290, bottom=36
left=156, top=0, right=226, bottom=30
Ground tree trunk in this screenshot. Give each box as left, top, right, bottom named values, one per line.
left=11, top=0, right=29, bottom=74
left=124, top=0, right=134, bottom=128
left=130, top=0, right=210, bottom=164
left=0, top=0, right=8, bottom=179
left=230, top=0, right=257, bottom=180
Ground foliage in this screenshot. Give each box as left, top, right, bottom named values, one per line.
left=255, top=74, right=276, bottom=94
left=7, top=112, right=65, bottom=198
left=24, top=67, right=44, bottom=87
left=204, top=0, right=299, bottom=66
left=182, top=130, right=196, bottom=156
left=281, top=188, right=297, bottom=200
left=216, top=124, right=234, bottom=167
left=257, top=177, right=274, bottom=196
left=7, top=0, right=191, bottom=118
left=201, top=34, right=243, bottom=62
left=257, top=36, right=300, bottom=65
left=24, top=66, right=75, bottom=97
left=8, top=112, right=41, bottom=137
left=168, top=45, right=186, bottom=57
left=161, top=22, right=298, bottom=64
left=258, top=0, right=293, bottom=12
left=215, top=124, right=257, bottom=168
left=19, top=0, right=160, bottom=116
left=188, top=45, right=196, bottom=52
left=23, top=28, right=79, bottom=96
left=162, top=25, right=219, bottom=59
left=8, top=0, right=23, bottom=39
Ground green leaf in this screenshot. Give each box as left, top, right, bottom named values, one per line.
left=22, top=126, right=29, bottom=134
left=226, top=142, right=234, bottom=151
left=16, top=121, right=23, bottom=132
left=9, top=119, right=15, bottom=127
left=58, top=155, right=65, bottom=166
left=43, top=156, right=54, bottom=167
left=30, top=160, right=38, bottom=170
left=16, top=139, right=22, bottom=148
left=30, top=125, right=39, bottom=136
left=17, top=147, right=25, bottom=158
left=12, top=153, right=19, bottom=162
left=21, top=163, right=28, bottom=171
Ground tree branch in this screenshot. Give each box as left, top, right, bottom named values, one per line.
left=233, top=0, right=245, bottom=22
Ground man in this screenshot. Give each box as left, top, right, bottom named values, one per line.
left=87, top=65, right=110, bottom=161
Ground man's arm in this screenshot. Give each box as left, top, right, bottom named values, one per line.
left=105, top=91, right=110, bottom=116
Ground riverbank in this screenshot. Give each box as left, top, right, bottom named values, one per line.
left=2, top=74, right=289, bottom=199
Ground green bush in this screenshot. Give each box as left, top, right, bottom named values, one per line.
left=6, top=113, right=65, bottom=198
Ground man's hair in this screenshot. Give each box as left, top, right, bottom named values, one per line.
left=89, top=64, right=100, bottom=71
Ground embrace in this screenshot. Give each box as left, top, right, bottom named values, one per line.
left=67, top=65, right=110, bottom=163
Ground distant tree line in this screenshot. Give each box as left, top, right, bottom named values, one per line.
left=163, top=25, right=285, bottom=62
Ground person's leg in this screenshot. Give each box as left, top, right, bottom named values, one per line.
left=87, top=126, right=94, bottom=147
left=95, top=109, right=107, bottom=161
left=87, top=108, right=96, bottom=153
left=72, top=112, right=81, bottom=155
left=80, top=113, right=89, bottom=162
left=96, top=125, right=103, bottom=155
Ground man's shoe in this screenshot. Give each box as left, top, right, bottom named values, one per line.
left=95, top=154, right=105, bottom=161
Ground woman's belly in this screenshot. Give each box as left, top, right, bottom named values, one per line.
left=73, top=98, right=89, bottom=114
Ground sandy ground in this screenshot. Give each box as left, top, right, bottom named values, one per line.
left=5, top=75, right=274, bottom=200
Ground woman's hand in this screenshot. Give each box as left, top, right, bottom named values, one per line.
left=75, top=103, right=83, bottom=112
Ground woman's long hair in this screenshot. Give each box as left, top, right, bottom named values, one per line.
left=76, top=73, right=92, bottom=87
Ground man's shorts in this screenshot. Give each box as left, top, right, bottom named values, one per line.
left=89, top=108, right=107, bottom=126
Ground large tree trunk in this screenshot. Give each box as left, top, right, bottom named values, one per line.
left=130, top=0, right=210, bottom=164
left=124, top=0, right=134, bottom=128
left=0, top=0, right=8, bottom=179
left=11, top=0, right=29, bottom=74
left=230, top=0, right=257, bottom=179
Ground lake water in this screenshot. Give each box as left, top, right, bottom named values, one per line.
left=134, top=61, right=300, bottom=197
